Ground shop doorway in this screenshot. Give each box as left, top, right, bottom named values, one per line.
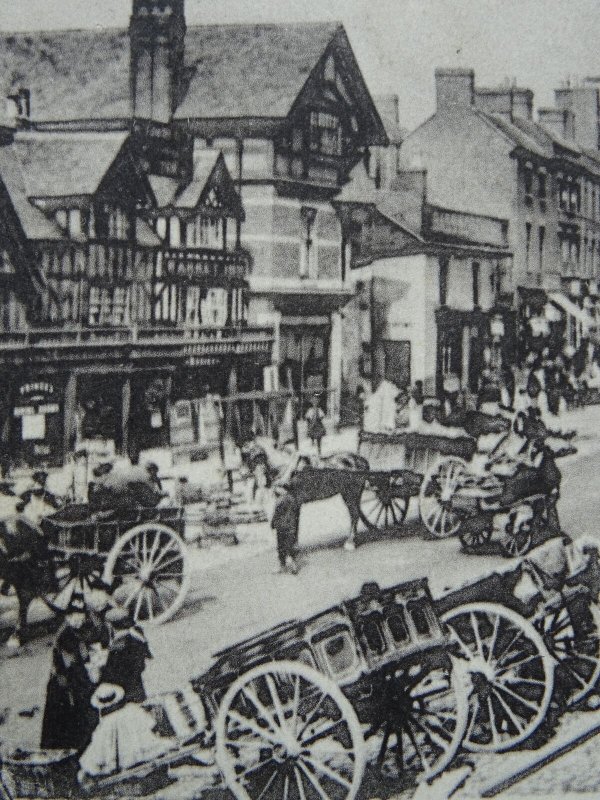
left=77, top=374, right=123, bottom=452
left=375, top=340, right=411, bottom=389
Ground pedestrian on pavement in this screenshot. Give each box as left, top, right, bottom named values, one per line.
left=102, top=608, right=152, bottom=703
left=40, top=591, right=100, bottom=753
left=305, top=394, right=326, bottom=456
left=271, top=486, right=300, bottom=574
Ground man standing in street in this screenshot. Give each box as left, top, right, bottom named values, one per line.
left=271, top=485, right=300, bottom=574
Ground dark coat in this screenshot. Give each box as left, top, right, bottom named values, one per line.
left=101, top=626, right=152, bottom=703
left=40, top=624, right=98, bottom=752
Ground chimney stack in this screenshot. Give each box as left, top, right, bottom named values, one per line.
left=435, top=68, right=475, bottom=111
left=538, top=108, right=575, bottom=140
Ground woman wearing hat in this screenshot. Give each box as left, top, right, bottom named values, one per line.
left=78, top=683, right=171, bottom=780
left=40, top=591, right=100, bottom=752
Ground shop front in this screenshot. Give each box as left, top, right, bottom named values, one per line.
left=436, top=306, right=516, bottom=396
left=7, top=376, right=64, bottom=469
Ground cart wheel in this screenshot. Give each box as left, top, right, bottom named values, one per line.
left=500, top=511, right=533, bottom=558
left=419, top=458, right=467, bottom=538
left=359, top=475, right=408, bottom=531
left=367, top=653, right=469, bottom=782
left=441, top=602, right=554, bottom=752
left=216, top=660, right=366, bottom=800
left=43, top=556, right=105, bottom=613
left=536, top=600, right=600, bottom=707
left=103, top=523, right=190, bottom=626
left=459, top=525, right=493, bottom=551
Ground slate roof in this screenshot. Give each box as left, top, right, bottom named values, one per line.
left=0, top=22, right=339, bottom=122
left=11, top=131, right=129, bottom=197
left=0, top=148, right=63, bottom=240
left=175, top=22, right=341, bottom=119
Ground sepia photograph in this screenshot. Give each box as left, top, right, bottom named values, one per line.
left=0, top=0, right=600, bottom=797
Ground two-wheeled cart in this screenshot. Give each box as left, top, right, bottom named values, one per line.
left=40, top=504, right=191, bottom=625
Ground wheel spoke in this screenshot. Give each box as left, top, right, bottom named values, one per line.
left=297, top=760, right=334, bottom=800
left=302, top=755, right=352, bottom=790
left=298, top=692, right=327, bottom=740
left=487, top=696, right=500, bottom=748
left=241, top=685, right=283, bottom=737
left=302, top=718, right=344, bottom=747
left=490, top=687, right=526, bottom=734
left=471, top=612, right=486, bottom=659
left=254, top=766, right=279, bottom=800
left=494, top=681, right=542, bottom=713
left=228, top=709, right=283, bottom=747
left=487, top=613, right=501, bottom=664
left=265, top=674, right=289, bottom=732
left=294, top=766, right=308, bottom=800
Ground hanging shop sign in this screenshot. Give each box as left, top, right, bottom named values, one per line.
left=14, top=381, right=60, bottom=442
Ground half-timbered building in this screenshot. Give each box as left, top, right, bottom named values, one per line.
left=0, top=0, right=387, bottom=465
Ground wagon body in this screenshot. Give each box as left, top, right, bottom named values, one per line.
left=194, top=576, right=448, bottom=718
left=39, top=504, right=190, bottom=626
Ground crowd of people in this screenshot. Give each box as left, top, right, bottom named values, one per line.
left=39, top=581, right=169, bottom=781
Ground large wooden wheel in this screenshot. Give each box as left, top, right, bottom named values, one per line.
left=419, top=458, right=467, bottom=538
left=359, top=474, right=408, bottom=531
left=103, top=523, right=190, bottom=626
left=215, top=660, right=366, bottom=800
left=366, top=653, right=469, bottom=781
left=535, top=599, right=600, bottom=707
left=43, top=558, right=105, bottom=613
left=441, top=603, right=554, bottom=752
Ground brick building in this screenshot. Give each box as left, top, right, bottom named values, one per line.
left=400, top=69, right=600, bottom=361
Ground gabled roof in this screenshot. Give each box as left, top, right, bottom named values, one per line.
left=0, top=147, right=63, bottom=240
left=11, top=131, right=129, bottom=198
left=175, top=22, right=341, bottom=119
left=510, top=116, right=581, bottom=157
left=0, top=24, right=384, bottom=136
left=477, top=111, right=548, bottom=158
left=147, top=150, right=244, bottom=218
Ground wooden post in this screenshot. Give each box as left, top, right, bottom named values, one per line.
left=121, top=376, right=131, bottom=456
left=63, top=372, right=77, bottom=461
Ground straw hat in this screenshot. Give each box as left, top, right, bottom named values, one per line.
left=91, top=683, right=125, bottom=713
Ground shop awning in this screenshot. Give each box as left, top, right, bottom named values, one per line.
left=549, top=292, right=598, bottom=334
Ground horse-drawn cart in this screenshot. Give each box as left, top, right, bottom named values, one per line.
left=1, top=576, right=470, bottom=800
left=3, top=539, right=600, bottom=800
left=41, top=504, right=191, bottom=625
left=358, top=427, right=480, bottom=538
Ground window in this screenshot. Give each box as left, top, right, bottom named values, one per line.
left=300, top=206, right=317, bottom=278
left=68, top=209, right=81, bottom=237
left=309, top=111, right=342, bottom=156
left=88, top=286, right=129, bottom=326
left=538, top=172, right=547, bottom=199
left=439, top=257, right=449, bottom=306
left=524, top=168, right=533, bottom=201
left=200, top=288, right=228, bottom=327
left=472, top=261, right=480, bottom=307
left=324, top=54, right=336, bottom=83
left=525, top=222, right=532, bottom=270
left=170, top=216, right=181, bottom=248
left=539, top=226, right=545, bottom=273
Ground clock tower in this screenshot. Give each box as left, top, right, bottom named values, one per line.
left=129, top=0, right=186, bottom=123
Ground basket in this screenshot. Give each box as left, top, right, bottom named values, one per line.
left=1, top=749, right=79, bottom=799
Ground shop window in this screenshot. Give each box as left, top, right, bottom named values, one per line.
left=309, top=111, right=342, bottom=157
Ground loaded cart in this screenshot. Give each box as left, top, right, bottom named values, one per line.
left=1, top=577, right=470, bottom=800
left=40, top=504, right=191, bottom=625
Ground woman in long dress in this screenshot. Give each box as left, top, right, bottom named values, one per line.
left=40, top=594, right=99, bottom=752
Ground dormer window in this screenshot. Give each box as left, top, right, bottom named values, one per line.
left=324, top=55, right=336, bottom=83
left=309, top=111, right=342, bottom=157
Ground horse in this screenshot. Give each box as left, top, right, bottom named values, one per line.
left=0, top=487, right=61, bottom=647
left=276, top=451, right=370, bottom=551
